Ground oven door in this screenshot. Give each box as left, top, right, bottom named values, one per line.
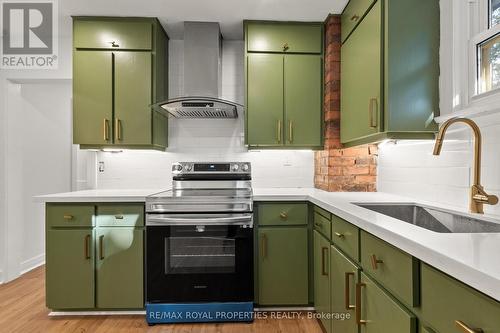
left=146, top=214, right=254, bottom=303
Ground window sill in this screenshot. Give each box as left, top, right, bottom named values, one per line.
left=435, top=99, right=500, bottom=123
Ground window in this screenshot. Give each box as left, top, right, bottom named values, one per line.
left=490, top=0, right=500, bottom=27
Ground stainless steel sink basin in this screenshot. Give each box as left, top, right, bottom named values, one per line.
left=356, top=203, right=500, bottom=233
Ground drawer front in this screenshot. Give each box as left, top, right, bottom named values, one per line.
left=360, top=231, right=419, bottom=307
left=96, top=204, right=144, bottom=227
left=258, top=203, right=308, bottom=226
left=47, top=204, right=94, bottom=228
left=314, top=212, right=332, bottom=240
left=359, top=272, right=417, bottom=333
left=247, top=22, right=323, bottom=54
left=331, top=215, right=359, bottom=262
left=341, top=0, right=376, bottom=43
left=314, top=205, right=331, bottom=220
left=420, top=264, right=500, bottom=333
left=74, top=19, right=152, bottom=50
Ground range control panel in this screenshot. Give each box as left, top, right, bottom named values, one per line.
left=172, top=162, right=251, bottom=174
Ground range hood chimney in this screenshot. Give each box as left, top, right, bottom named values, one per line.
left=154, top=22, right=242, bottom=119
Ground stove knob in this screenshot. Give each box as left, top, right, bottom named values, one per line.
left=184, top=164, right=192, bottom=171
left=241, top=163, right=249, bottom=172
left=232, top=164, right=240, bottom=172
left=173, top=164, right=183, bottom=172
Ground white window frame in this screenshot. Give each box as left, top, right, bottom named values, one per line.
left=437, top=0, right=500, bottom=121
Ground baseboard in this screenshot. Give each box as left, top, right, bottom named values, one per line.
left=49, top=311, right=146, bottom=316
left=20, top=253, right=45, bottom=275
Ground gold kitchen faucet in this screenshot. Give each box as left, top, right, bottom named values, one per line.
left=433, top=117, right=499, bottom=214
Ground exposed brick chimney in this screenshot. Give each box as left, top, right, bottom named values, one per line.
left=314, top=15, right=377, bottom=192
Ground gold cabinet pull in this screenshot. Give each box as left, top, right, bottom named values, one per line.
left=369, top=98, right=378, bottom=128
left=351, top=14, right=360, bottom=21
left=455, top=321, right=484, bottom=333
left=103, top=118, right=110, bottom=141
left=356, top=282, right=367, bottom=325
left=370, top=254, right=384, bottom=270
left=288, top=120, right=293, bottom=143
left=63, top=214, right=73, bottom=220
left=115, top=118, right=122, bottom=141
left=84, top=234, right=91, bottom=260
left=115, top=215, right=124, bottom=220
left=109, top=41, right=120, bottom=48
left=321, top=247, right=329, bottom=276
left=99, top=235, right=104, bottom=260
left=276, top=119, right=282, bottom=143
left=283, top=43, right=289, bottom=51
left=344, top=272, right=356, bottom=310
left=334, top=232, right=345, bottom=238
left=261, top=233, right=267, bottom=259
left=314, top=222, right=322, bottom=228
left=279, top=212, right=288, bottom=220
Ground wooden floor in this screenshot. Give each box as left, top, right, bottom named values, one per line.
left=0, top=266, right=323, bottom=333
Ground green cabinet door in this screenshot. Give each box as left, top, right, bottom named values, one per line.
left=114, top=52, right=152, bottom=145
left=284, top=55, right=322, bottom=147
left=46, top=229, right=94, bottom=309
left=330, top=246, right=359, bottom=333
left=247, top=54, right=284, bottom=146
left=341, top=0, right=382, bottom=144
left=314, top=230, right=331, bottom=333
left=96, top=227, right=144, bottom=309
left=257, top=227, right=308, bottom=305
left=359, top=272, right=417, bottom=333
left=73, top=51, right=113, bottom=145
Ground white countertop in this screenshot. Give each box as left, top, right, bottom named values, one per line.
left=36, top=187, right=500, bottom=302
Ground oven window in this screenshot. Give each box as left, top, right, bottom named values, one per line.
left=165, top=226, right=236, bottom=274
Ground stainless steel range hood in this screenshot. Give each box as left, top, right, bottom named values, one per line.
left=154, top=22, right=242, bottom=119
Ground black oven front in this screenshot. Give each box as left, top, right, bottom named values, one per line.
left=145, top=214, right=254, bottom=303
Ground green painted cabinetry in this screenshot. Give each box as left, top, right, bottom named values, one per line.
left=45, top=203, right=144, bottom=310
left=257, top=227, right=308, bottom=305
left=340, top=0, right=439, bottom=147
left=358, top=272, right=417, bottom=333
left=245, top=21, right=323, bottom=149
left=314, top=230, right=331, bottom=333
left=73, top=17, right=168, bottom=150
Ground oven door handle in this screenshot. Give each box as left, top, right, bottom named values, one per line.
left=146, top=214, right=254, bottom=226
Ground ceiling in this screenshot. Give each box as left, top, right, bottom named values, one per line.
left=60, top=0, right=349, bottom=39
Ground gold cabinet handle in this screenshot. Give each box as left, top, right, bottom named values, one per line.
left=370, top=254, right=384, bottom=270
left=63, top=214, right=73, bottom=220
left=369, top=98, right=378, bottom=128
left=345, top=272, right=356, bottom=310
left=351, top=14, right=360, bottom=21
left=276, top=119, right=282, bottom=143
left=103, top=118, right=110, bottom=141
left=314, top=222, right=322, bottom=228
left=261, top=233, right=267, bottom=259
left=109, top=41, right=119, bottom=48
left=455, top=321, right=484, bottom=333
left=356, top=282, right=367, bottom=325
left=279, top=212, right=288, bottom=220
left=115, top=215, right=124, bottom=220
left=334, top=232, right=345, bottom=238
left=115, top=118, right=122, bottom=141
left=283, top=42, right=289, bottom=51
left=321, top=247, right=329, bottom=276
left=288, top=120, right=293, bottom=143
left=99, top=235, right=104, bottom=260
left=84, top=234, right=91, bottom=260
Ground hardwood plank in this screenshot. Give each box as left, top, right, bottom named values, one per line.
left=0, top=266, right=323, bottom=333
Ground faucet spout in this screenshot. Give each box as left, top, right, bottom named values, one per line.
left=433, top=117, right=498, bottom=214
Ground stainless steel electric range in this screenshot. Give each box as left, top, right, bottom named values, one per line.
left=144, top=162, right=254, bottom=325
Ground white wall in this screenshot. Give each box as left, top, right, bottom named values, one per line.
left=378, top=112, right=500, bottom=217
left=96, top=40, right=315, bottom=189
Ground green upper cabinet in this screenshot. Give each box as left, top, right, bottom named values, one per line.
left=257, top=227, right=309, bottom=305
left=246, top=22, right=323, bottom=53
left=72, top=17, right=169, bottom=151
left=314, top=230, right=332, bottom=333
left=245, top=21, right=324, bottom=149
left=96, top=227, right=144, bottom=309
left=340, top=0, right=439, bottom=147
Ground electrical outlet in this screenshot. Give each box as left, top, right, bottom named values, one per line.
left=98, top=161, right=105, bottom=172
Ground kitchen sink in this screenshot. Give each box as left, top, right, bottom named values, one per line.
left=356, top=203, right=500, bottom=233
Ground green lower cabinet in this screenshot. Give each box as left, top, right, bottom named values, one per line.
left=314, top=230, right=331, bottom=333
left=330, top=245, right=359, bottom=333
left=420, top=325, right=437, bottom=333
left=96, top=227, right=144, bottom=309
left=46, top=229, right=95, bottom=309
left=257, top=227, right=308, bottom=305
left=359, top=272, right=417, bottom=333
